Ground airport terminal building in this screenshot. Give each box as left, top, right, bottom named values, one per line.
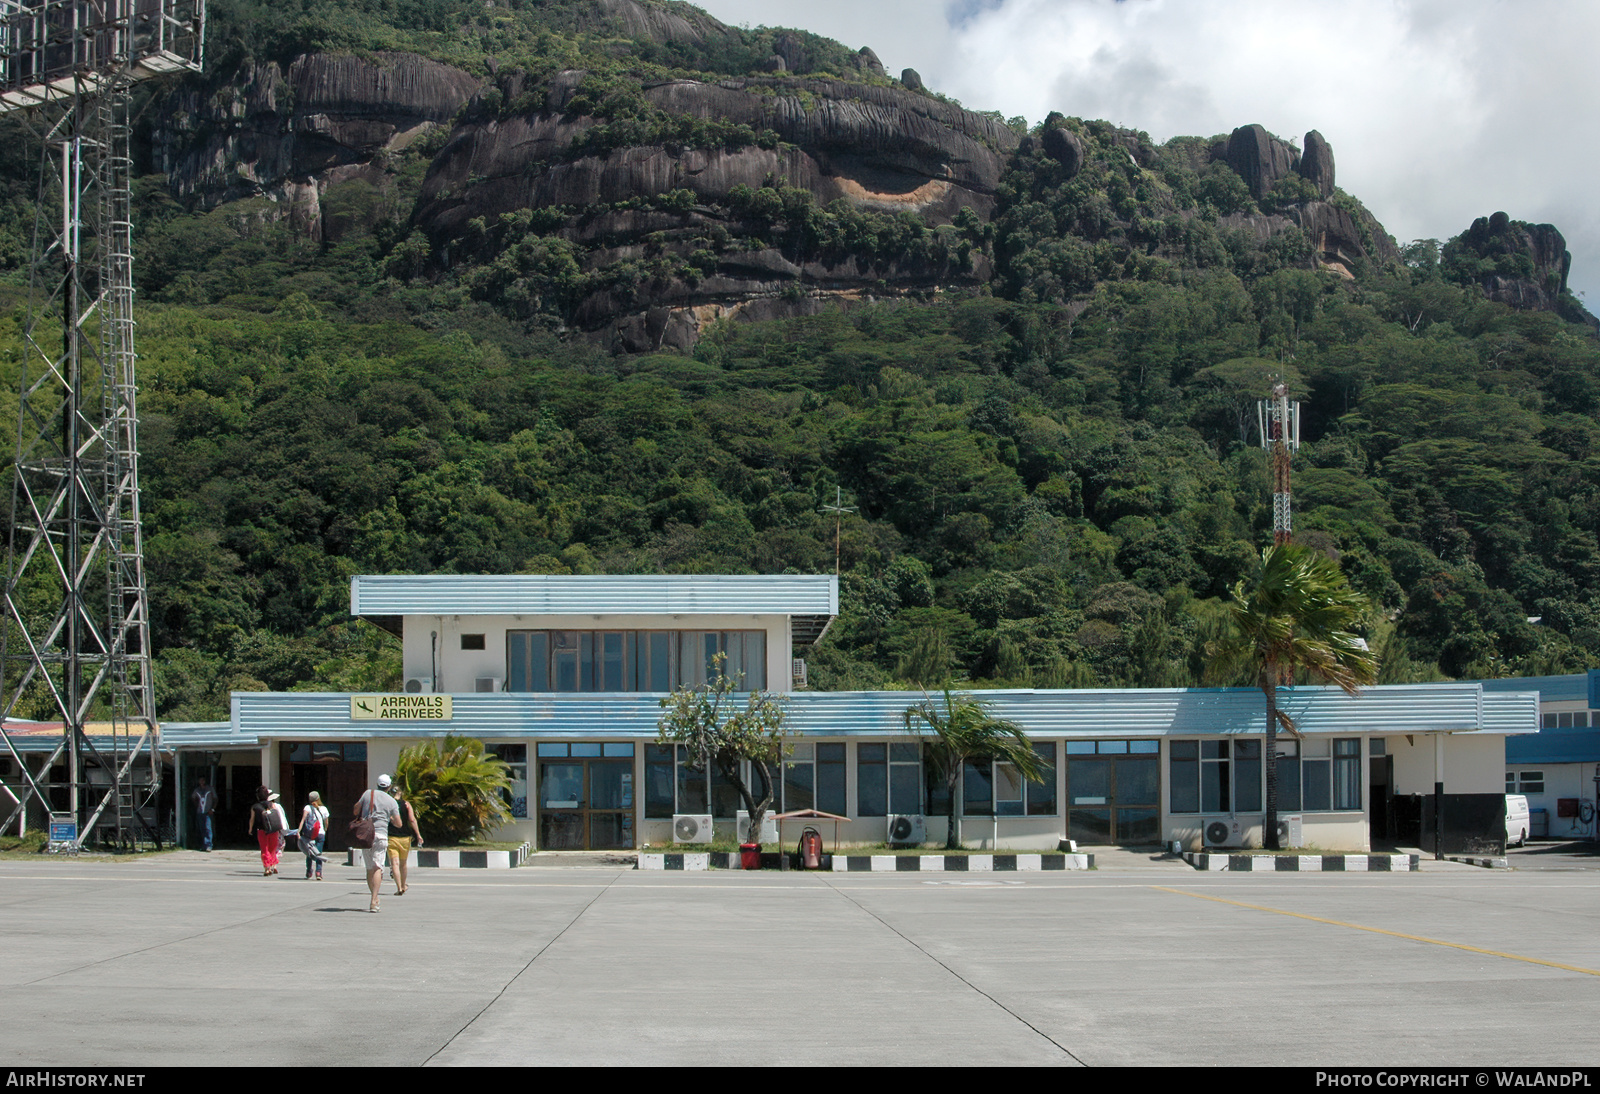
left=163, top=573, right=1538, bottom=854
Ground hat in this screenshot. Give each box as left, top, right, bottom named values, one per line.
left=307, top=791, right=321, bottom=802
left=377, top=774, right=392, bottom=789
left=267, top=791, right=280, bottom=802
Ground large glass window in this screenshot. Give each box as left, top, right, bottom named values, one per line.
left=906, top=743, right=1058, bottom=818
left=508, top=629, right=766, bottom=692
left=1273, top=737, right=1361, bottom=812
left=647, top=743, right=843, bottom=817
left=1169, top=739, right=1262, bottom=814
left=487, top=744, right=528, bottom=819
left=858, top=743, right=922, bottom=816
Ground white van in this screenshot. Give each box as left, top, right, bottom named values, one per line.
left=1505, top=794, right=1531, bottom=847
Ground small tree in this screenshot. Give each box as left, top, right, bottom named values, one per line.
left=396, top=735, right=512, bottom=845
left=656, top=654, right=787, bottom=845
left=904, top=690, right=1048, bottom=849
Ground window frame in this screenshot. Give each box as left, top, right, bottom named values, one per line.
left=507, top=629, right=767, bottom=693
left=1168, top=738, right=1264, bottom=815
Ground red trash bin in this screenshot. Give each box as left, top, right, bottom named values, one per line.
left=740, top=843, right=761, bottom=870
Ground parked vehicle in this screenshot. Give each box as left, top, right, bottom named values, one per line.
left=1505, top=794, right=1531, bottom=847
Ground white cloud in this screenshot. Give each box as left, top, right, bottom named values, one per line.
left=694, top=0, right=1600, bottom=305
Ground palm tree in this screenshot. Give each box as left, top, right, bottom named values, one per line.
left=903, top=690, right=1048, bottom=849
left=1206, top=543, right=1378, bottom=849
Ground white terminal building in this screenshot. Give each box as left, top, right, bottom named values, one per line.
left=159, top=574, right=1537, bottom=854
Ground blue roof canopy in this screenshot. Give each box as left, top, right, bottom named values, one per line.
left=222, top=683, right=1536, bottom=745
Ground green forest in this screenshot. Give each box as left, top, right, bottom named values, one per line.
left=1, top=0, right=1597, bottom=721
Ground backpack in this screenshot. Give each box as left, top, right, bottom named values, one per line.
left=300, top=808, right=322, bottom=842
left=259, top=803, right=282, bottom=834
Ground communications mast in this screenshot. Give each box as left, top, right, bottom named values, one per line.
left=1256, top=381, right=1300, bottom=545
left=0, top=0, right=204, bottom=849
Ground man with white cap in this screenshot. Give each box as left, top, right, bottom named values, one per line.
left=354, top=774, right=402, bottom=913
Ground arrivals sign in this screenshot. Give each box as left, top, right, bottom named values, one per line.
left=350, top=694, right=453, bottom=721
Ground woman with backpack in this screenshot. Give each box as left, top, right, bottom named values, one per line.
left=247, top=786, right=283, bottom=876
left=299, top=790, right=330, bottom=880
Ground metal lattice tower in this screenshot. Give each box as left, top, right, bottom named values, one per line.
left=0, top=0, right=203, bottom=850
left=1256, top=381, right=1301, bottom=546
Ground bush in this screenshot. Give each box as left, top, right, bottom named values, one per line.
left=396, top=736, right=512, bottom=845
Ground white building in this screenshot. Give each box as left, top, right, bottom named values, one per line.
left=164, top=573, right=1538, bottom=854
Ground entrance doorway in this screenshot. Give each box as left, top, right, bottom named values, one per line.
left=1369, top=745, right=1394, bottom=844
left=1065, top=740, right=1161, bottom=844
left=537, top=743, right=635, bottom=850
left=277, top=743, right=368, bottom=852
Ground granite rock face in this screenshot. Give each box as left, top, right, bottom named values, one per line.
left=583, top=0, right=737, bottom=46
left=1225, top=123, right=1296, bottom=200
left=154, top=51, right=482, bottom=238
left=407, top=69, right=1017, bottom=350
left=1041, top=126, right=1084, bottom=178
left=901, top=68, right=924, bottom=92
left=1457, top=213, right=1597, bottom=328
left=1296, top=129, right=1335, bottom=197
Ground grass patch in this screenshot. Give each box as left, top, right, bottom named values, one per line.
left=638, top=841, right=1069, bottom=856
left=0, top=832, right=180, bottom=860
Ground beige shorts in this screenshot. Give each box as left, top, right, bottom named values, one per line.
left=362, top=839, right=388, bottom=872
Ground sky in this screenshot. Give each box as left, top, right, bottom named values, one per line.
left=694, top=0, right=1600, bottom=307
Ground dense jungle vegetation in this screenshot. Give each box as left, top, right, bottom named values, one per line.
left=1, top=0, right=1597, bottom=721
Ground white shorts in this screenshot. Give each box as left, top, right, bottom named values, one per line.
left=362, top=839, right=388, bottom=872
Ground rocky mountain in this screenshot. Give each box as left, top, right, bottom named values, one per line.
left=141, top=0, right=1590, bottom=350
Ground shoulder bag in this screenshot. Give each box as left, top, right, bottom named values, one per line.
left=348, top=791, right=376, bottom=849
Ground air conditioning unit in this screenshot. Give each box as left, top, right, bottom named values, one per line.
left=735, top=810, right=778, bottom=843
left=1202, top=818, right=1244, bottom=848
left=792, top=658, right=809, bottom=689
left=475, top=676, right=503, bottom=693
left=887, top=814, right=926, bottom=845
left=1276, top=814, right=1303, bottom=848
left=404, top=676, right=433, bottom=694
left=672, top=814, right=714, bottom=844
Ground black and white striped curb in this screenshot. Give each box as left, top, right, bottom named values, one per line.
left=1444, top=855, right=1509, bottom=869
left=343, top=842, right=531, bottom=869
left=1184, top=851, right=1420, bottom=872
left=637, top=852, right=1094, bottom=871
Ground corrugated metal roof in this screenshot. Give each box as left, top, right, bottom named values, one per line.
left=350, top=574, right=838, bottom=643
left=160, top=722, right=256, bottom=751
left=219, top=682, right=1528, bottom=746
left=1481, top=692, right=1541, bottom=736
left=1474, top=672, right=1591, bottom=703
left=1506, top=725, right=1600, bottom=765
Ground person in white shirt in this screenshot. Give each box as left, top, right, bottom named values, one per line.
left=354, top=774, right=402, bottom=912
left=299, top=790, right=330, bottom=880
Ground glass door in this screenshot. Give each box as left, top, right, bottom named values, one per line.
left=537, top=743, right=636, bottom=850
left=1066, top=740, right=1160, bottom=844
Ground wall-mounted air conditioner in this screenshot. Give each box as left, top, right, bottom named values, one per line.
left=404, top=676, right=433, bottom=694
left=672, top=814, right=714, bottom=844
left=887, top=814, right=926, bottom=845
left=792, top=659, right=808, bottom=689
left=735, top=810, right=779, bottom=843
left=1202, top=818, right=1244, bottom=848
left=475, top=676, right=503, bottom=693
left=1276, top=814, right=1303, bottom=848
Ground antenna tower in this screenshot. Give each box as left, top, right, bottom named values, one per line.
left=818, top=486, right=857, bottom=575
left=1256, top=381, right=1300, bottom=546
left=0, top=0, right=203, bottom=850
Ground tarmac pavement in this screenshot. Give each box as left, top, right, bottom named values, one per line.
left=1, top=847, right=1596, bottom=1067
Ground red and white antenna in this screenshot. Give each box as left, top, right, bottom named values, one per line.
left=1256, top=381, right=1301, bottom=545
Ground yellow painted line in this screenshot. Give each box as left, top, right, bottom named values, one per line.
left=1154, top=886, right=1600, bottom=977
